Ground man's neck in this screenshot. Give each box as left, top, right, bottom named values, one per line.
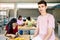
left=41, top=12, right=47, bottom=16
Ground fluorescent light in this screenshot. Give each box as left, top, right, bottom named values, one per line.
left=47, top=3, right=60, bottom=7
left=0, top=3, right=14, bottom=9
left=17, top=3, right=60, bottom=9
left=0, top=11, right=6, bottom=15
left=17, top=3, right=38, bottom=9
left=0, top=3, right=60, bottom=9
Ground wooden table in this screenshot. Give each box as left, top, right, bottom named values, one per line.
left=18, top=26, right=36, bottom=40
left=9, top=26, right=36, bottom=40
left=18, top=26, right=36, bottom=30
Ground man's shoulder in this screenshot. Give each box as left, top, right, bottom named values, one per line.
left=47, top=13, right=54, bottom=19
left=47, top=13, right=54, bottom=17
left=37, top=15, right=41, bottom=20
left=37, top=15, right=41, bottom=18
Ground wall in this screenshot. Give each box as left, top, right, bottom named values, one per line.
left=53, top=8, right=60, bottom=21
left=17, top=9, right=39, bottom=18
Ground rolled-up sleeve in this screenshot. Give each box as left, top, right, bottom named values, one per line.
left=48, top=15, right=55, bottom=29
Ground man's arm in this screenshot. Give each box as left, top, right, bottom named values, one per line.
left=33, top=27, right=39, bottom=37
left=44, top=27, right=53, bottom=40
left=44, top=15, right=55, bottom=40
left=33, top=19, right=39, bottom=37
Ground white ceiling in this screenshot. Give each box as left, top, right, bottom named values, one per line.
left=0, top=0, right=60, bottom=3
left=0, top=3, right=60, bottom=9
left=45, top=0, right=60, bottom=2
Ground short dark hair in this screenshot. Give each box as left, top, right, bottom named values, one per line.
left=18, top=15, right=22, bottom=19
left=27, top=17, right=31, bottom=21
left=38, top=1, right=47, bottom=6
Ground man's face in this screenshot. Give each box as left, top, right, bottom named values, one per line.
left=38, top=4, right=47, bottom=13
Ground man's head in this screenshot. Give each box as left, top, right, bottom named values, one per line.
left=27, top=17, right=31, bottom=21
left=38, top=1, right=47, bottom=14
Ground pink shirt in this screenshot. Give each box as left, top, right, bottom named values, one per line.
left=17, top=20, right=24, bottom=25
left=37, top=13, right=55, bottom=40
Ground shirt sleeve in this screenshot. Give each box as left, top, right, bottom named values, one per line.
left=16, top=25, right=18, bottom=32
left=48, top=15, right=55, bottom=29
left=36, top=18, right=39, bottom=28
left=17, top=20, right=20, bottom=25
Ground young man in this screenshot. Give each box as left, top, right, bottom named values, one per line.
left=32, top=1, right=55, bottom=40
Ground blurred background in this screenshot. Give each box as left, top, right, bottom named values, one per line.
left=0, top=0, right=60, bottom=40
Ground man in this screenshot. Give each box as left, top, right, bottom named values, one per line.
left=32, top=1, right=55, bottom=40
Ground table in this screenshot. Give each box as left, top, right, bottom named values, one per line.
left=18, top=26, right=36, bottom=40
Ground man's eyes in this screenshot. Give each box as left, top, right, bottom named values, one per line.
left=38, top=6, right=44, bottom=8
left=38, top=6, right=40, bottom=8
left=41, top=6, right=44, bottom=7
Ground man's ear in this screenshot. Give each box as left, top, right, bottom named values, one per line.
left=46, top=6, right=47, bottom=9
